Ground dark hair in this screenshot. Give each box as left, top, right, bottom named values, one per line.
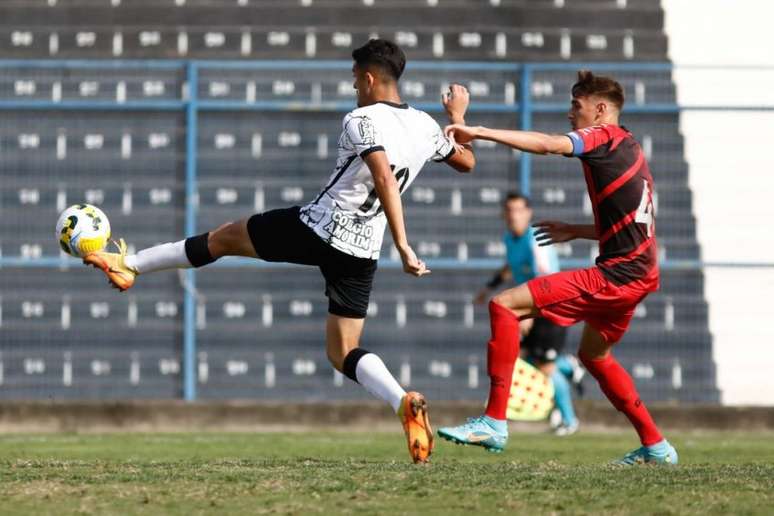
left=352, top=39, right=406, bottom=81
left=571, top=70, right=625, bottom=109
left=504, top=191, right=530, bottom=208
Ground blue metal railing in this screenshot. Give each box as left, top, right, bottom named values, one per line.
left=2, top=59, right=773, bottom=400
left=183, top=61, right=199, bottom=402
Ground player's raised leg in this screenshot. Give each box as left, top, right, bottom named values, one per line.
left=578, top=323, right=678, bottom=465
left=438, top=284, right=538, bottom=452
left=82, top=218, right=256, bottom=291
left=327, top=314, right=433, bottom=464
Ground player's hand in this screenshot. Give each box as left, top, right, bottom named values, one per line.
left=473, top=288, right=490, bottom=305
left=519, top=318, right=534, bottom=337
left=398, top=245, right=431, bottom=277
left=442, top=83, right=470, bottom=121
left=444, top=123, right=482, bottom=145
left=533, top=220, right=576, bottom=246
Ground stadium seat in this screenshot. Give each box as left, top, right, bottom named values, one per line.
left=0, top=0, right=719, bottom=402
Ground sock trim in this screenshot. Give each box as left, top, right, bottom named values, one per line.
left=184, top=233, right=215, bottom=268
left=342, top=348, right=370, bottom=383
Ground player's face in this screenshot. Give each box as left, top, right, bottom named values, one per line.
left=504, top=198, right=532, bottom=236
left=568, top=95, right=600, bottom=130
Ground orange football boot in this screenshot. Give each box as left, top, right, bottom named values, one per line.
left=82, top=238, right=137, bottom=292
left=398, top=391, right=434, bottom=464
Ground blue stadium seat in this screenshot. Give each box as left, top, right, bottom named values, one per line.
left=0, top=0, right=718, bottom=402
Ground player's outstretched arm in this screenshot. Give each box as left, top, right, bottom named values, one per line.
left=441, top=84, right=475, bottom=172
left=533, top=221, right=597, bottom=246
left=363, top=150, right=430, bottom=277
left=445, top=125, right=573, bottom=156
left=474, top=263, right=511, bottom=304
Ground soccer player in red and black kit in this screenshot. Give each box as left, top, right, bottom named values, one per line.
left=438, top=71, right=678, bottom=465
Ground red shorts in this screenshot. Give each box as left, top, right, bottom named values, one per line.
left=526, top=267, right=654, bottom=344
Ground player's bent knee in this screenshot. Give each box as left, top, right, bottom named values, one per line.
left=490, top=294, right=512, bottom=311
left=207, top=220, right=256, bottom=258
left=578, top=351, right=599, bottom=368
left=490, top=293, right=532, bottom=320
left=578, top=335, right=613, bottom=362
left=490, top=284, right=537, bottom=317
left=205, top=223, right=231, bottom=258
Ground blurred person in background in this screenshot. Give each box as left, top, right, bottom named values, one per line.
left=474, top=191, right=581, bottom=436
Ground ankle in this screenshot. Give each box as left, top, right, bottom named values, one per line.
left=482, top=415, right=508, bottom=434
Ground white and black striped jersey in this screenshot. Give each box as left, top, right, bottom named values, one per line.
left=299, top=101, right=455, bottom=260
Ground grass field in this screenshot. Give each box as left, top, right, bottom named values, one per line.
left=1, top=430, right=773, bottom=515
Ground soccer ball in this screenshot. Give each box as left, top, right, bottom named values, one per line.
left=55, top=204, right=111, bottom=258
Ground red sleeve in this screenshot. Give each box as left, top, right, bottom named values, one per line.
left=566, top=125, right=615, bottom=157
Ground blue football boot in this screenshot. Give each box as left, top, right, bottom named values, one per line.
left=615, top=439, right=679, bottom=466
left=437, top=416, right=508, bottom=453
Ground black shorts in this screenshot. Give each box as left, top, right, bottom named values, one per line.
left=246, top=206, right=377, bottom=319
left=522, top=317, right=568, bottom=363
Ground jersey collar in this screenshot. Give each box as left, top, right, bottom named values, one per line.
left=377, top=100, right=409, bottom=109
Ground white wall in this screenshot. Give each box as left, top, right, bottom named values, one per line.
left=662, top=0, right=774, bottom=405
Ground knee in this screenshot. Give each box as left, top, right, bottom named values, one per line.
left=490, top=290, right=534, bottom=320
left=488, top=297, right=516, bottom=321
left=578, top=346, right=610, bottom=365
left=207, top=222, right=240, bottom=258
left=490, top=294, right=510, bottom=310
left=578, top=350, right=595, bottom=369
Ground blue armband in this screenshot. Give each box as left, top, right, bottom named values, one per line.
left=565, top=132, right=584, bottom=156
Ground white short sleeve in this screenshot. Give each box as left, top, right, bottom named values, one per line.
left=343, top=113, right=384, bottom=158
left=429, top=123, right=455, bottom=162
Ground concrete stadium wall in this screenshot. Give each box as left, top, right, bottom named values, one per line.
left=663, top=0, right=774, bottom=404
left=0, top=401, right=772, bottom=433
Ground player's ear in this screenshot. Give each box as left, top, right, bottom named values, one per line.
left=595, top=100, right=608, bottom=119
left=362, top=70, right=375, bottom=91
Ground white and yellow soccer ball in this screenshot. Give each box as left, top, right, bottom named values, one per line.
left=55, top=204, right=111, bottom=258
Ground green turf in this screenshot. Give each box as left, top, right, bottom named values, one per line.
left=1, top=431, right=773, bottom=515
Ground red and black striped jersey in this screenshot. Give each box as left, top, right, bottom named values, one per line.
left=566, top=124, right=658, bottom=289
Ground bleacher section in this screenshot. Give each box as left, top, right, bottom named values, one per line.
left=0, top=0, right=719, bottom=403
left=0, top=0, right=666, bottom=61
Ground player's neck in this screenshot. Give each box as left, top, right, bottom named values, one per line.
left=597, top=115, right=619, bottom=126
left=365, top=87, right=403, bottom=107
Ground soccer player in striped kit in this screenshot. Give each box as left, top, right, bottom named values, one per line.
left=439, top=71, right=677, bottom=465
left=475, top=191, right=581, bottom=436
left=82, top=39, right=476, bottom=464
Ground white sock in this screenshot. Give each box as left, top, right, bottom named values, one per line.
left=355, top=353, right=406, bottom=413
left=125, top=240, right=190, bottom=274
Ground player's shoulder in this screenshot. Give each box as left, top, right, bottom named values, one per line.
left=342, top=103, right=395, bottom=129
left=596, top=124, right=633, bottom=140
left=504, top=229, right=528, bottom=247
left=400, top=106, right=443, bottom=137
left=345, top=103, right=438, bottom=132
left=346, top=103, right=381, bottom=117
left=568, top=124, right=634, bottom=154
left=343, top=105, right=375, bottom=124
left=573, top=123, right=615, bottom=136
left=411, top=106, right=440, bottom=125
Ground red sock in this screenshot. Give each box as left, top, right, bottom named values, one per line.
left=484, top=300, right=520, bottom=420
left=580, top=351, right=663, bottom=446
